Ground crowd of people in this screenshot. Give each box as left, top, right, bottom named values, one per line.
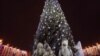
left=0, top=40, right=30, bottom=56
left=83, top=43, right=100, bottom=56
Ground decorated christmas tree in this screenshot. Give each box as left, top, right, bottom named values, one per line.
left=33, top=0, right=77, bottom=56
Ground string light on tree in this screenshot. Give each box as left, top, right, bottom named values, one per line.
left=33, top=0, right=76, bottom=56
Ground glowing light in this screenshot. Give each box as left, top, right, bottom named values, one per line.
left=83, top=43, right=100, bottom=56
left=0, top=43, right=30, bottom=56
left=0, top=39, right=3, bottom=45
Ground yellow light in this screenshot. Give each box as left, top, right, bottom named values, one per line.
left=0, top=39, right=3, bottom=45
left=83, top=43, right=100, bottom=56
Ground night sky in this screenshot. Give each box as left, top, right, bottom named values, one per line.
left=0, top=0, right=100, bottom=52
